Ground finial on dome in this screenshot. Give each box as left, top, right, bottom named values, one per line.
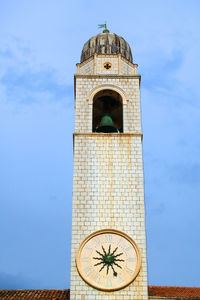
left=98, top=22, right=110, bottom=33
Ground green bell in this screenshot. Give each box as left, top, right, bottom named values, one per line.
left=96, top=113, right=118, bottom=133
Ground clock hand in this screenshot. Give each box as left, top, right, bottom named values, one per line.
left=93, top=256, right=102, bottom=260
left=102, top=245, right=107, bottom=256
left=94, top=261, right=104, bottom=267
left=111, top=264, right=118, bottom=277
left=96, top=250, right=104, bottom=257
left=99, top=263, right=107, bottom=272
left=110, top=247, right=118, bottom=256
left=113, top=261, right=122, bottom=269
left=113, top=252, right=123, bottom=258
left=115, top=258, right=125, bottom=262
left=106, top=264, right=110, bottom=275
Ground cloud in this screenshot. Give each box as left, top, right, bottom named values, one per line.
left=0, top=37, right=73, bottom=106
left=1, top=67, right=73, bottom=104
left=0, top=36, right=74, bottom=289
left=170, top=163, right=200, bottom=186
left=142, top=49, right=184, bottom=91
left=0, top=272, right=40, bottom=289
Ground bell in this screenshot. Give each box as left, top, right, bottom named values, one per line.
left=96, top=113, right=118, bottom=133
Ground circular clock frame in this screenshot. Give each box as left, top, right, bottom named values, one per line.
left=76, top=229, right=141, bottom=291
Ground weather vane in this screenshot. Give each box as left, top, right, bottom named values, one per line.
left=98, top=22, right=109, bottom=33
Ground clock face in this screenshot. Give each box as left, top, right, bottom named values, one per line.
left=76, top=229, right=141, bottom=291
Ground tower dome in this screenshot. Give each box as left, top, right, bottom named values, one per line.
left=81, top=32, right=133, bottom=63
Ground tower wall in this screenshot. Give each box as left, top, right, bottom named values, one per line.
left=71, top=48, right=148, bottom=299
left=70, top=134, right=148, bottom=300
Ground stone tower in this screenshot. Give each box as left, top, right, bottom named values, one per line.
left=70, top=30, right=148, bottom=300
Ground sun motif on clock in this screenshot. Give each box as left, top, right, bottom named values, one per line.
left=93, top=244, right=124, bottom=276
left=76, top=229, right=141, bottom=291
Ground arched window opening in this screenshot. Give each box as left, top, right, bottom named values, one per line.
left=93, top=90, right=123, bottom=133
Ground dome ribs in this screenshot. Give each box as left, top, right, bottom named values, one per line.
left=80, top=33, right=133, bottom=63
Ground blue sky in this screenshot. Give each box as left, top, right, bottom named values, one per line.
left=0, top=0, right=200, bottom=289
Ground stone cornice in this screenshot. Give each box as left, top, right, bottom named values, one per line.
left=74, top=133, right=143, bottom=137
left=76, top=53, right=138, bottom=69
left=74, top=74, right=141, bottom=80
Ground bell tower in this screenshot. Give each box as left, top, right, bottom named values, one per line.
left=70, top=29, right=148, bottom=300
